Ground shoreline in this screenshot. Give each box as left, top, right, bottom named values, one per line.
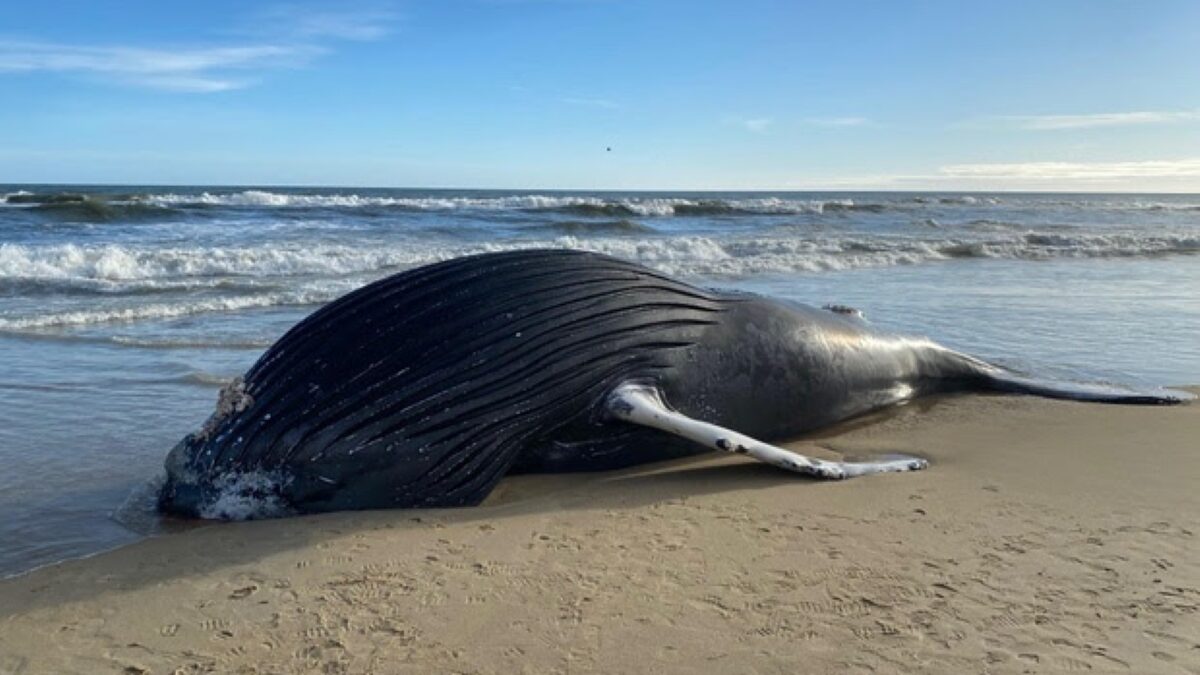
left=2, top=390, right=1197, bottom=673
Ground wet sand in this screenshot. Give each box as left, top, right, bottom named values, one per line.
left=1, top=390, right=1197, bottom=674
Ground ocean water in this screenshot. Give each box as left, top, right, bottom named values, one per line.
left=2, top=185, right=1198, bottom=577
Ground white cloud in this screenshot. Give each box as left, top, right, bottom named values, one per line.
left=0, top=41, right=314, bottom=91
left=742, top=118, right=772, bottom=133
left=803, top=116, right=869, bottom=127
left=124, top=75, right=247, bottom=93
left=788, top=158, right=1200, bottom=191
left=0, top=42, right=306, bottom=75
left=983, top=111, right=1200, bottom=130
left=938, top=158, right=1200, bottom=180
left=0, top=5, right=396, bottom=92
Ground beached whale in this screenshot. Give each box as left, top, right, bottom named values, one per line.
left=157, top=249, right=1191, bottom=518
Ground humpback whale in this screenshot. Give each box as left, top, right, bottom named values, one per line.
left=158, top=249, right=1190, bottom=518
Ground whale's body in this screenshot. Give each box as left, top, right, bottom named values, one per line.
left=158, top=250, right=1188, bottom=518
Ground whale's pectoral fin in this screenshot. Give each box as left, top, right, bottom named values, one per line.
left=605, top=383, right=927, bottom=480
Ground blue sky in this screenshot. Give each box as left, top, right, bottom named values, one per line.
left=2, top=1, right=1198, bottom=190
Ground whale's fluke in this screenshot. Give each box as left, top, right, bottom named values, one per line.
left=983, top=369, right=1194, bottom=405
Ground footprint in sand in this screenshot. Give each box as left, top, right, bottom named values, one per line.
left=418, top=592, right=448, bottom=607
left=797, top=599, right=871, bottom=617
left=229, top=585, right=258, bottom=599
left=303, top=626, right=332, bottom=639
left=1048, top=655, right=1094, bottom=671
left=851, top=625, right=876, bottom=639
left=200, top=618, right=231, bottom=631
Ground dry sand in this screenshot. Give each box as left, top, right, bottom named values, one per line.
left=1, top=390, right=1197, bottom=674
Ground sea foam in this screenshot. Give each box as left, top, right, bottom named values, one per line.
left=1, top=230, right=1197, bottom=330
left=144, top=190, right=868, bottom=216
left=1, top=232, right=1196, bottom=286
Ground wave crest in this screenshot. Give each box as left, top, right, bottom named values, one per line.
left=4, top=193, right=181, bottom=223
left=1, top=232, right=1196, bottom=330
left=2, top=231, right=1196, bottom=285
left=141, top=190, right=881, bottom=216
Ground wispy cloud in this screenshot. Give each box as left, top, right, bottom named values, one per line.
left=790, top=158, right=1200, bottom=191
left=561, top=96, right=621, bottom=110
left=241, top=4, right=399, bottom=41
left=0, top=41, right=315, bottom=91
left=0, top=5, right=396, bottom=92
left=938, top=158, right=1200, bottom=180
left=803, top=116, right=870, bottom=127
left=979, top=111, right=1200, bottom=131
left=742, top=118, right=772, bottom=133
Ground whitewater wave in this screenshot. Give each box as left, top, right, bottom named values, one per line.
left=0, top=275, right=282, bottom=297
left=0, top=285, right=348, bottom=330
left=10, top=190, right=1200, bottom=220
left=0, top=329, right=274, bottom=350
left=908, top=195, right=1003, bottom=206
left=110, top=336, right=275, bottom=350
left=0, top=231, right=1196, bottom=331
left=1127, top=201, right=1200, bottom=212
left=2, top=232, right=1197, bottom=287
left=196, top=470, right=294, bottom=520
left=143, top=190, right=875, bottom=216
left=0, top=242, right=430, bottom=282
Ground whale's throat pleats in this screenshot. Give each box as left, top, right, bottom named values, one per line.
left=183, top=250, right=726, bottom=509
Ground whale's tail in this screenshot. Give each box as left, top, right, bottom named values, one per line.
left=981, top=369, right=1194, bottom=405
left=932, top=347, right=1191, bottom=404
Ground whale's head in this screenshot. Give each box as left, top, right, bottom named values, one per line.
left=158, top=377, right=293, bottom=519
left=158, top=432, right=292, bottom=519
left=157, top=433, right=209, bottom=517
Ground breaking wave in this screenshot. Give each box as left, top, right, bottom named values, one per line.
left=136, top=191, right=878, bottom=216
left=11, top=190, right=1200, bottom=224
left=3, top=192, right=182, bottom=223
left=2, top=233, right=1196, bottom=288
left=0, top=242, right=424, bottom=283
left=0, top=291, right=336, bottom=330
left=1, top=230, right=1196, bottom=330
left=532, top=219, right=658, bottom=235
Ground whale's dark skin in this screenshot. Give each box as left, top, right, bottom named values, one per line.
left=158, top=249, right=1189, bottom=518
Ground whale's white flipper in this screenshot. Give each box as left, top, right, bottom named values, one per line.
left=605, top=383, right=927, bottom=480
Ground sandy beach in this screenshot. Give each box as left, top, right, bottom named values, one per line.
left=5, top=2, right=1200, bottom=673
left=1, top=390, right=1197, bottom=674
